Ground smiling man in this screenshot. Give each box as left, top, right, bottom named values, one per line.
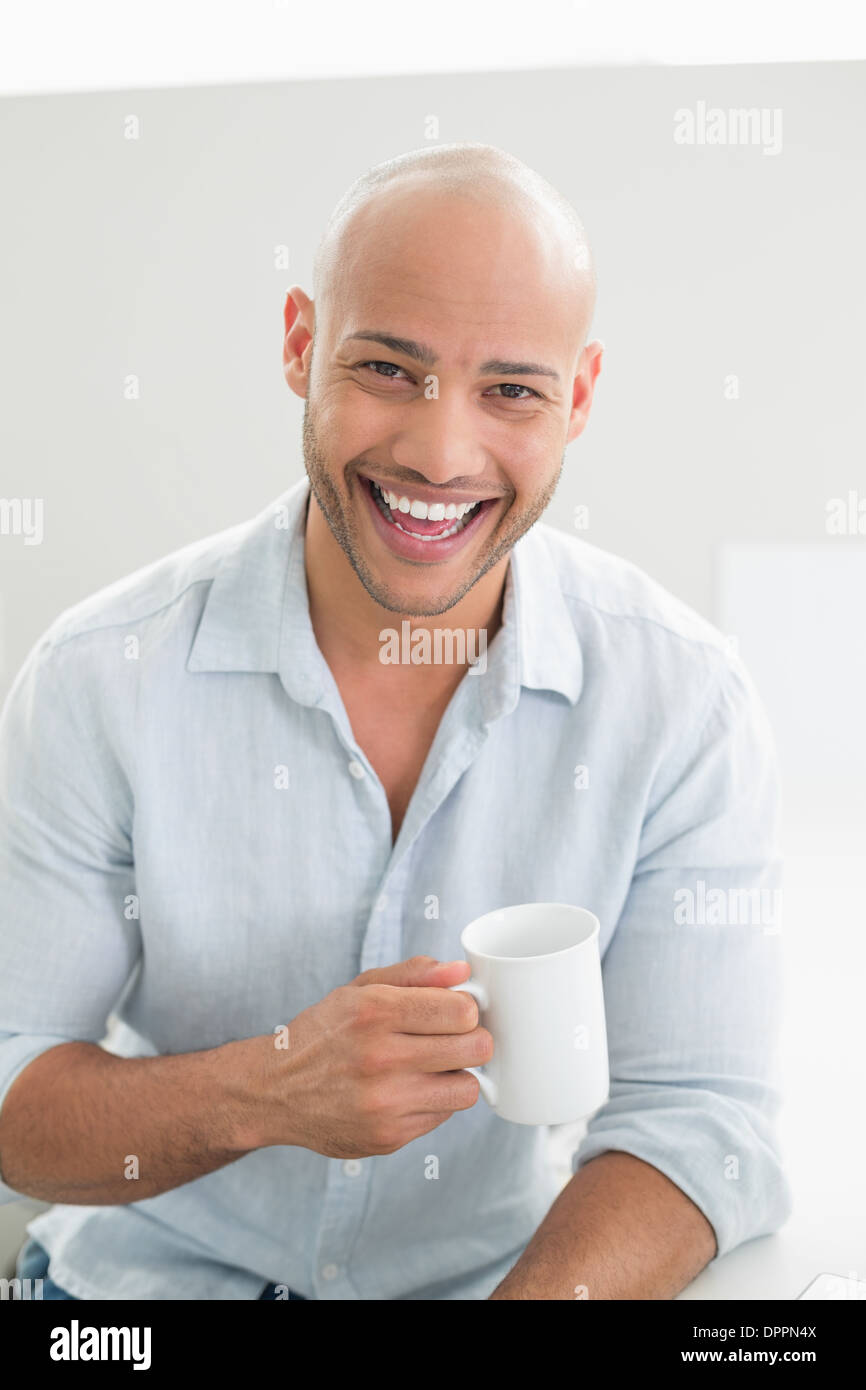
left=0, top=143, right=791, bottom=1301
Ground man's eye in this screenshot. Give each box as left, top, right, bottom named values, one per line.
left=487, top=383, right=541, bottom=401
left=358, top=360, right=411, bottom=381
left=356, top=364, right=540, bottom=401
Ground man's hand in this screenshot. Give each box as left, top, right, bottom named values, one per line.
left=244, top=955, right=493, bottom=1158
left=0, top=955, right=490, bottom=1205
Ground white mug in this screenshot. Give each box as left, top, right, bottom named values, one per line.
left=448, top=903, right=609, bottom=1125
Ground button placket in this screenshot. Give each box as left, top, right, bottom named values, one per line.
left=358, top=856, right=410, bottom=975
left=312, top=1170, right=367, bottom=1297
left=312, top=1148, right=378, bottom=1299
left=308, top=650, right=507, bottom=1298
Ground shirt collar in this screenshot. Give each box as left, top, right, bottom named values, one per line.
left=186, top=477, right=309, bottom=677
left=507, top=518, right=584, bottom=706
left=187, top=476, right=583, bottom=710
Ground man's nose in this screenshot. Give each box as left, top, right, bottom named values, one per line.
left=388, top=389, right=489, bottom=486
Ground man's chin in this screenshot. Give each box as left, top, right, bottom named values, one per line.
left=352, top=572, right=485, bottom=620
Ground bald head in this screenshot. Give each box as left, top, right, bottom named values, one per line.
left=312, top=142, right=596, bottom=346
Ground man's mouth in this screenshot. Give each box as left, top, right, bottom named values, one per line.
left=356, top=473, right=499, bottom=561
left=367, top=478, right=486, bottom=539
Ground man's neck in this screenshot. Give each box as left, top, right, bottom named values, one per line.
left=303, top=493, right=508, bottom=675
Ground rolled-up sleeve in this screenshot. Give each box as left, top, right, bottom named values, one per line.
left=0, top=628, right=140, bottom=1202
left=573, top=651, right=793, bottom=1260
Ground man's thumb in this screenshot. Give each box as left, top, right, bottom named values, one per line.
left=351, top=954, right=470, bottom=989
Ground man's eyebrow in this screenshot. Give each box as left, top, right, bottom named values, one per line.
left=342, top=332, right=561, bottom=384
left=479, top=358, right=560, bottom=383
left=343, top=332, right=437, bottom=366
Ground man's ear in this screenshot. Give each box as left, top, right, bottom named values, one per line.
left=566, top=339, right=604, bottom=445
left=283, top=287, right=315, bottom=398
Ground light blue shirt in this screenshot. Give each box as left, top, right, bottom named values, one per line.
left=0, top=476, right=792, bottom=1299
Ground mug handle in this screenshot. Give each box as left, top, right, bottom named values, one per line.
left=448, top=979, right=498, bottom=1109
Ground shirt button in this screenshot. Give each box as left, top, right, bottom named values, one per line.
left=343, top=1159, right=362, bottom=1177
left=321, top=1263, right=339, bottom=1280
left=375, top=895, right=388, bottom=912
left=347, top=760, right=366, bottom=780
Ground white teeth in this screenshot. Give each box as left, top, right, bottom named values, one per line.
left=370, top=480, right=483, bottom=539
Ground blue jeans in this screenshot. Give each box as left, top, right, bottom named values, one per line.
left=15, top=1237, right=306, bottom=1300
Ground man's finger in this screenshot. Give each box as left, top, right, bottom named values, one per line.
left=351, top=955, right=471, bottom=990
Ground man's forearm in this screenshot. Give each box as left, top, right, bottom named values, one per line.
left=0, top=1038, right=259, bottom=1204
left=489, top=1150, right=718, bottom=1300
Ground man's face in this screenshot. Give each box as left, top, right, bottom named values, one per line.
left=298, top=183, right=598, bottom=617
